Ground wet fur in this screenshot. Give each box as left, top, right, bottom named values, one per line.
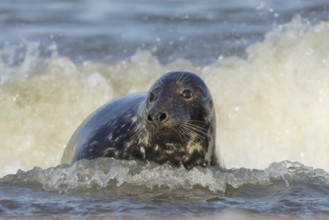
left=61, top=71, right=217, bottom=169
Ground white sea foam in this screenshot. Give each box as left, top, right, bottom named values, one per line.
left=208, top=17, right=329, bottom=170
left=2, top=158, right=328, bottom=196
left=1, top=18, right=329, bottom=176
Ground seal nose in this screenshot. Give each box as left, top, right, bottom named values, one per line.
left=147, top=112, right=168, bottom=123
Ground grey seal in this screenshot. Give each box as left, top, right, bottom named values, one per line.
left=61, top=71, right=217, bottom=169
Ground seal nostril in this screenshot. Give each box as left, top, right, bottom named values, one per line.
left=147, top=115, right=153, bottom=122
left=159, top=112, right=168, bottom=122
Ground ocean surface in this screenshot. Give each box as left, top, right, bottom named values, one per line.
left=1, top=0, right=329, bottom=219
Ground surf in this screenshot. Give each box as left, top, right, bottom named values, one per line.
left=1, top=17, right=329, bottom=177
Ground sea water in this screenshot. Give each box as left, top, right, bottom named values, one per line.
left=1, top=0, right=329, bottom=219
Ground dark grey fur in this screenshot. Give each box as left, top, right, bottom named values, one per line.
left=61, top=71, right=217, bottom=169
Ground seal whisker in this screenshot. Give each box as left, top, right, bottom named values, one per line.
left=180, top=72, right=192, bottom=84
left=130, top=128, right=141, bottom=144
left=182, top=125, right=195, bottom=138
left=131, top=125, right=149, bottom=146
left=189, top=120, right=208, bottom=125
left=176, top=71, right=185, bottom=84
left=175, top=126, right=187, bottom=142
left=184, top=128, right=208, bottom=138
left=180, top=123, right=208, bottom=137
left=178, top=125, right=196, bottom=140
left=182, top=122, right=208, bottom=132
left=131, top=125, right=141, bottom=139
left=186, top=124, right=208, bottom=132
left=179, top=124, right=206, bottom=140
left=181, top=127, right=205, bottom=141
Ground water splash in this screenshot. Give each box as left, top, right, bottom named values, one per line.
left=2, top=158, right=329, bottom=197
left=0, top=40, right=58, bottom=84
left=1, top=18, right=329, bottom=177
left=205, top=17, right=329, bottom=170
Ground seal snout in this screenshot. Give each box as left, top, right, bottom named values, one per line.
left=147, top=111, right=168, bottom=124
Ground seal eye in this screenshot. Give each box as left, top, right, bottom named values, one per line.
left=181, top=89, right=193, bottom=99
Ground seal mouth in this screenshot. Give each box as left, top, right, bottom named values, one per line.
left=158, top=126, right=173, bottom=134
left=151, top=125, right=173, bottom=134
left=146, top=123, right=177, bottom=137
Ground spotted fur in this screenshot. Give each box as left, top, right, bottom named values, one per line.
left=61, top=71, right=218, bottom=169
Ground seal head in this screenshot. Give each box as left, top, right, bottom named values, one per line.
left=61, top=71, right=217, bottom=169
left=139, top=72, right=217, bottom=168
